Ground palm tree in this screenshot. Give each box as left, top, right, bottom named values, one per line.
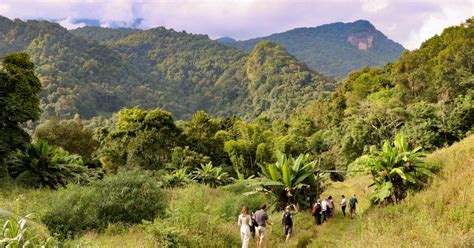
left=367, top=134, right=437, bottom=205
left=256, top=152, right=319, bottom=209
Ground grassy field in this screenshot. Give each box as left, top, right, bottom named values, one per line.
left=1, top=135, right=473, bottom=247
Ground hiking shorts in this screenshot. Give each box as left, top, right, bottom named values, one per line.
left=256, top=226, right=266, bottom=239
left=284, top=225, right=293, bottom=235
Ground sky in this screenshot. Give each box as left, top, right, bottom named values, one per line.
left=0, top=0, right=472, bottom=50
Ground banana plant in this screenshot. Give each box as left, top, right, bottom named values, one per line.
left=366, top=134, right=438, bottom=205
left=255, top=152, right=319, bottom=209
left=7, top=139, right=89, bottom=189
left=193, top=162, right=229, bottom=187
left=161, top=168, right=195, bottom=188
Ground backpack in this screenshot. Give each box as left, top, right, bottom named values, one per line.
left=350, top=197, right=356, bottom=207
left=312, top=206, right=317, bottom=215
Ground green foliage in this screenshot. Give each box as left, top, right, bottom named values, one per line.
left=229, top=20, right=405, bottom=77
left=70, top=26, right=140, bottom=42
left=256, top=152, right=319, bottom=208
left=192, top=162, right=229, bottom=188
left=161, top=168, right=195, bottom=188
left=42, top=170, right=166, bottom=239
left=245, top=41, right=334, bottom=118
left=0, top=52, right=41, bottom=177
left=96, top=107, right=182, bottom=172
left=33, top=115, right=98, bottom=161
left=93, top=170, right=167, bottom=224
left=6, top=139, right=89, bottom=189
left=41, top=185, right=101, bottom=239
left=366, top=134, right=439, bottom=205
left=0, top=201, right=56, bottom=247
left=166, top=146, right=210, bottom=170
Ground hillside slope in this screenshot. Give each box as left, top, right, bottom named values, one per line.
left=227, top=20, right=405, bottom=77
left=310, top=135, right=474, bottom=247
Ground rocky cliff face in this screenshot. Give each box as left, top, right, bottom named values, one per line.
left=347, top=33, right=374, bottom=50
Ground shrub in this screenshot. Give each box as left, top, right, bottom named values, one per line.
left=42, top=170, right=167, bottom=239
left=219, top=183, right=270, bottom=220
left=145, top=184, right=241, bottom=247
left=95, top=170, right=167, bottom=224
left=144, top=222, right=191, bottom=248
left=41, top=185, right=101, bottom=239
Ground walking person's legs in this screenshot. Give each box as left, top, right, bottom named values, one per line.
left=257, top=227, right=265, bottom=248
left=342, top=206, right=346, bottom=217
left=284, top=225, right=292, bottom=242
left=242, top=231, right=250, bottom=248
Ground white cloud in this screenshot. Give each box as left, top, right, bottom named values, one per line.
left=58, top=17, right=86, bottom=29
left=362, top=0, right=389, bottom=13
left=404, top=1, right=473, bottom=49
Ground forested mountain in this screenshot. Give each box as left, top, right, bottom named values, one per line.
left=70, top=26, right=140, bottom=42
left=224, top=20, right=405, bottom=77
left=0, top=16, right=334, bottom=120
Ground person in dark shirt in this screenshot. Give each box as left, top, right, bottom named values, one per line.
left=282, top=204, right=298, bottom=242
left=255, top=204, right=273, bottom=248
left=313, top=200, right=322, bottom=225
left=350, top=193, right=358, bottom=219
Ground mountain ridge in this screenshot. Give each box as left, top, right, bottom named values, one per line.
left=223, top=20, right=405, bottom=77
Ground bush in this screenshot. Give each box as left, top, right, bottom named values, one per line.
left=95, top=170, right=167, bottom=224
left=42, top=170, right=167, bottom=239
left=41, top=185, right=100, bottom=239
left=144, top=184, right=241, bottom=247
left=219, top=182, right=270, bottom=220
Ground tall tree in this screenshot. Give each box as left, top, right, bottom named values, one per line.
left=0, top=53, right=41, bottom=176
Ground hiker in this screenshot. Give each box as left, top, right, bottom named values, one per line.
left=327, top=196, right=334, bottom=217
left=255, top=204, right=273, bottom=248
left=312, top=200, right=322, bottom=225
left=341, top=195, right=347, bottom=217
left=321, top=198, right=328, bottom=223
left=282, top=204, right=298, bottom=242
left=237, top=206, right=252, bottom=248
left=350, top=193, right=358, bottom=219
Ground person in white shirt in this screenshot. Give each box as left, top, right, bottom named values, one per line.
left=321, top=198, right=328, bottom=223
left=237, top=206, right=252, bottom=248
left=341, top=195, right=347, bottom=217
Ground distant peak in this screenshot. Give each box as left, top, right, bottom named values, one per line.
left=352, top=20, right=375, bottom=29
left=216, top=36, right=237, bottom=44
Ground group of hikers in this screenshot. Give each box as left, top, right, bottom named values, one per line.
left=237, top=194, right=358, bottom=248
left=312, top=193, right=358, bottom=225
